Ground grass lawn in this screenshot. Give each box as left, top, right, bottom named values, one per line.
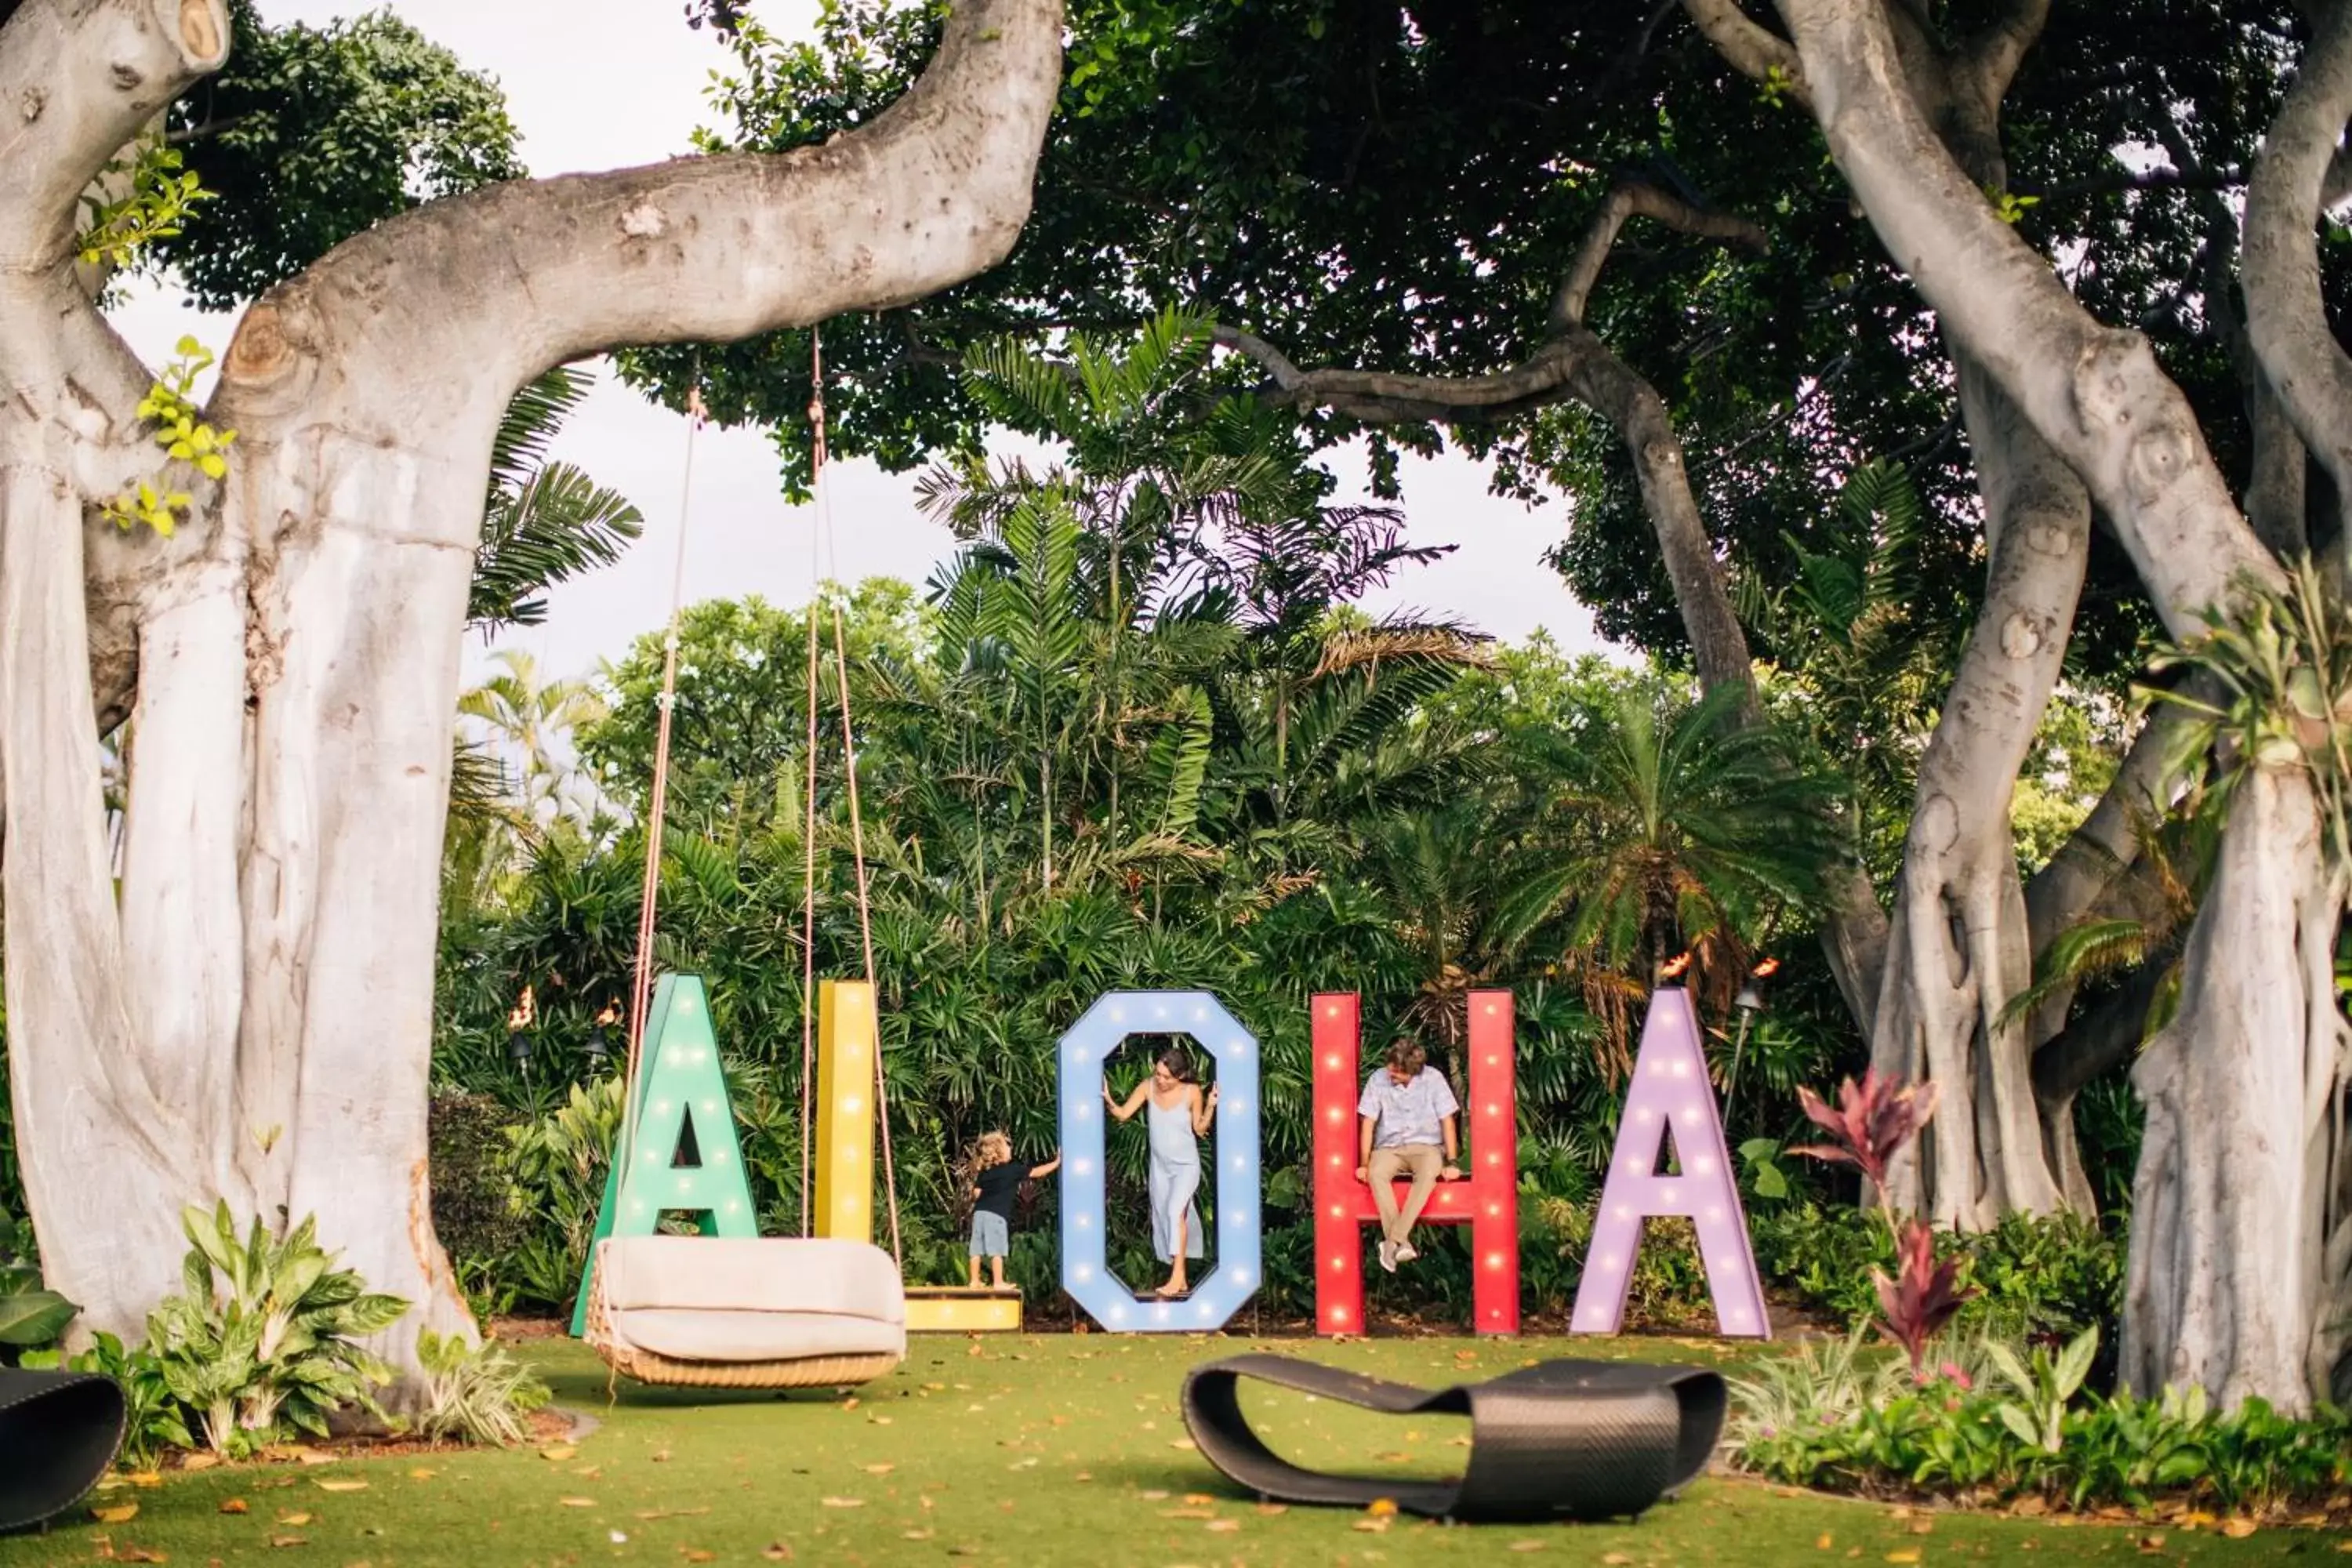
left=2, top=1333, right=2336, bottom=1566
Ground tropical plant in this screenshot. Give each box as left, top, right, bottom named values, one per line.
left=143, top=1203, right=408, bottom=1457
left=0, top=1205, right=75, bottom=1361
left=1737, top=458, right=1951, bottom=873
left=1791, top=1069, right=1941, bottom=1220
left=1490, top=681, right=1843, bottom=1062
left=1733, top=1329, right=2352, bottom=1515
left=413, top=1329, right=552, bottom=1446
left=469, top=366, right=646, bottom=636
left=2146, top=557, right=2352, bottom=876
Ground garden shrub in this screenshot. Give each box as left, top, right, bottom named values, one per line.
left=144, top=1202, right=408, bottom=1457
left=1751, top=1203, right=2122, bottom=1351
left=415, top=1328, right=552, bottom=1446
left=430, top=1089, right=532, bottom=1318
left=1730, top=1327, right=2352, bottom=1514
left=0, top=1203, right=75, bottom=1363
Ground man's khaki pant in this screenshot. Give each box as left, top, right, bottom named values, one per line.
left=1368, top=1143, right=1443, bottom=1243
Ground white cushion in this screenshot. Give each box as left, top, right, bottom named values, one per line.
left=597, top=1236, right=906, bottom=1365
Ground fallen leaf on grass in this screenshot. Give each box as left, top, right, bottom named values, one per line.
left=277, top=1512, right=312, bottom=1526
left=268, top=1535, right=308, bottom=1549
left=539, top=1444, right=577, bottom=1461
left=1254, top=1503, right=1288, bottom=1517
left=1884, top=1553, right=1918, bottom=1565
left=314, top=1479, right=369, bottom=1492
left=1160, top=1509, right=1216, bottom=1519
left=861, top=1463, right=895, bottom=1475
left=114, top=1548, right=168, bottom=1564
left=2221, top=1519, right=2257, bottom=1539
left=1204, top=1519, right=1241, bottom=1534
left=760, top=1545, right=793, bottom=1561
left=558, top=1497, right=597, bottom=1508
left=1352, top=1518, right=1392, bottom=1534
left=1073, top=1472, right=1093, bottom=1483
left=818, top=1497, right=865, bottom=1509
left=1602, top=1554, right=1633, bottom=1564
left=1138, top=1489, right=1170, bottom=1501
left=1169, top=1438, right=1196, bottom=1451
left=90, top=1503, right=139, bottom=1524
left=125, top=1472, right=163, bottom=1490
left=1815, top=1535, right=1833, bottom=1550
left=1376, top=1452, right=1410, bottom=1463
left=904, top=1530, right=936, bottom=1542
left=682, top=1552, right=716, bottom=1563
left=634, top=1508, right=711, bottom=1522
left=180, top=1454, right=219, bottom=1472
left=1367, top=1497, right=1399, bottom=1518
left=293, top=1449, right=339, bottom=1466
left=408, top=1468, right=437, bottom=1481
left=220, top=1499, right=249, bottom=1515
left=1908, top=1519, right=1933, bottom=1534
left=1182, top=1494, right=1214, bottom=1506
left=651, top=1450, right=672, bottom=1462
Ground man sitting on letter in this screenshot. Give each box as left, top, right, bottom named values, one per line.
left=1355, top=1039, right=1464, bottom=1273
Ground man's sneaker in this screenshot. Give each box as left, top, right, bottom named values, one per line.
left=1394, top=1240, right=1418, bottom=1265
left=1377, top=1239, right=1398, bottom=1274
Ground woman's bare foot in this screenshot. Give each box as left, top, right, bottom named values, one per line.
left=1153, top=1279, right=1188, bottom=1299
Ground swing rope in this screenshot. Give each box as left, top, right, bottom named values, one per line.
left=808, top=328, right=904, bottom=1269
left=617, top=373, right=708, bottom=1199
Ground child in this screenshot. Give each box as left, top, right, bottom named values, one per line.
left=967, top=1131, right=1060, bottom=1289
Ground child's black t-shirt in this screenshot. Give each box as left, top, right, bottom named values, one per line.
left=973, top=1160, right=1026, bottom=1221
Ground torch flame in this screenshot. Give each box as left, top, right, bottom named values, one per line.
left=1659, top=952, right=1693, bottom=980
left=506, top=983, right=536, bottom=1031
left=1752, top=956, right=1781, bottom=979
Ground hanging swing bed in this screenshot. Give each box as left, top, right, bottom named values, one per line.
left=576, top=341, right=909, bottom=1391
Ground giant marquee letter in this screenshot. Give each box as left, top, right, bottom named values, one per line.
left=1570, top=986, right=1769, bottom=1338
left=1312, top=992, right=1520, bottom=1336
left=569, top=973, right=757, bottom=1334
left=1058, top=990, right=1262, bottom=1333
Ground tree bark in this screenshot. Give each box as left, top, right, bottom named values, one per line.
left=2243, top=0, right=2352, bottom=549
left=1773, top=0, right=2349, bottom=1410
left=0, top=0, right=1065, bottom=1388
left=2122, top=768, right=2350, bottom=1411
left=1872, top=361, right=2085, bottom=1229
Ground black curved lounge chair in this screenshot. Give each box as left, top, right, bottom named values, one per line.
left=1180, top=1353, right=1724, bottom=1523
left=0, top=1367, right=127, bottom=1534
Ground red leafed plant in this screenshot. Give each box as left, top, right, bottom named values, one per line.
left=1875, top=1218, right=1980, bottom=1380
left=1790, top=1069, right=1939, bottom=1225
left=1788, top=1067, right=1975, bottom=1377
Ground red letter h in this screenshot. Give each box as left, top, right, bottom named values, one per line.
left=1311, top=992, right=1519, bottom=1336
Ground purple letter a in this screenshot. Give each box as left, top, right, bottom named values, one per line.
left=1569, top=987, right=1769, bottom=1338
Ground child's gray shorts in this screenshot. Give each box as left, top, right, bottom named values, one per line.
left=969, top=1210, right=1009, bottom=1257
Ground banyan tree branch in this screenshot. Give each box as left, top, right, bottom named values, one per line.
left=1681, top=0, right=1809, bottom=107
left=1774, top=0, right=2280, bottom=633
left=1955, top=0, right=2051, bottom=111
left=0, top=0, right=230, bottom=259
left=1210, top=180, right=1766, bottom=427
left=210, top=0, right=1064, bottom=437
left=2241, top=0, right=2352, bottom=537
left=1551, top=184, right=1769, bottom=330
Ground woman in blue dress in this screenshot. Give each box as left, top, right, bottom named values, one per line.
left=1104, top=1047, right=1218, bottom=1298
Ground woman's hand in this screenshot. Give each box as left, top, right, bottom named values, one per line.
left=1205, top=1084, right=1221, bottom=1109
left=1102, top=1080, right=1115, bottom=1106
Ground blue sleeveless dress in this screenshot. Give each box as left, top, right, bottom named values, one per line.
left=1147, top=1096, right=1205, bottom=1261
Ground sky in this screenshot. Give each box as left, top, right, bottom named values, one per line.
left=100, top=0, right=1617, bottom=688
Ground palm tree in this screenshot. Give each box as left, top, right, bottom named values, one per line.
left=1492, top=681, right=1843, bottom=1072
left=468, top=366, right=646, bottom=636
left=458, top=650, right=611, bottom=833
